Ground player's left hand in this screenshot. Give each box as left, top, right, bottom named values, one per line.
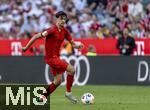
left=78, top=43, right=84, bottom=49
left=74, top=42, right=84, bottom=49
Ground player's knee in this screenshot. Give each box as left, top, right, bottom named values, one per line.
left=67, top=65, right=75, bottom=74
left=70, top=67, right=75, bottom=74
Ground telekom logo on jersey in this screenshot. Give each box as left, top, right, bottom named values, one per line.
left=45, top=55, right=90, bottom=86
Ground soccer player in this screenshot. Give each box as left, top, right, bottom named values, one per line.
left=22, top=11, right=83, bottom=104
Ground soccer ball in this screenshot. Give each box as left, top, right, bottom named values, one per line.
left=81, top=93, right=95, bottom=104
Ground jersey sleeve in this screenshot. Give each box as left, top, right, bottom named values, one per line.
left=41, top=27, right=53, bottom=37
left=65, top=29, right=72, bottom=42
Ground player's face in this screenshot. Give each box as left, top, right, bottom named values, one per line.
left=57, top=16, right=67, bottom=27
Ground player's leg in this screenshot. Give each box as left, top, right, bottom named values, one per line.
left=39, top=73, right=62, bottom=103
left=65, top=64, right=77, bottom=104
left=43, top=73, right=62, bottom=97
left=66, top=64, right=75, bottom=92
left=46, top=58, right=77, bottom=103
left=39, top=58, right=64, bottom=102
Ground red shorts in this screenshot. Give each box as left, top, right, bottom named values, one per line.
left=46, top=57, right=68, bottom=76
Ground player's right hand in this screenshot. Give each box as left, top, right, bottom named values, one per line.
left=22, top=47, right=27, bottom=52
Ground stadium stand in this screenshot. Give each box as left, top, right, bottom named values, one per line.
left=0, top=0, right=149, bottom=40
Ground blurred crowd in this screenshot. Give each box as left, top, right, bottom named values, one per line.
left=0, top=0, right=150, bottom=39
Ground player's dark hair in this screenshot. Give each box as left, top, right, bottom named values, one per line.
left=55, top=11, right=67, bottom=18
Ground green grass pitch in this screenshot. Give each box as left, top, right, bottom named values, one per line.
left=50, top=85, right=150, bottom=110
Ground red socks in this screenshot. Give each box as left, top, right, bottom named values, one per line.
left=43, top=74, right=74, bottom=97
left=43, top=83, right=57, bottom=97
left=66, top=74, right=74, bottom=92
left=50, top=83, right=57, bottom=94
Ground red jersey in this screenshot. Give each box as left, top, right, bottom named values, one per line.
left=41, top=25, right=72, bottom=60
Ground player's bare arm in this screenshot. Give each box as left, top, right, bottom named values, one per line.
left=22, top=31, right=48, bottom=52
